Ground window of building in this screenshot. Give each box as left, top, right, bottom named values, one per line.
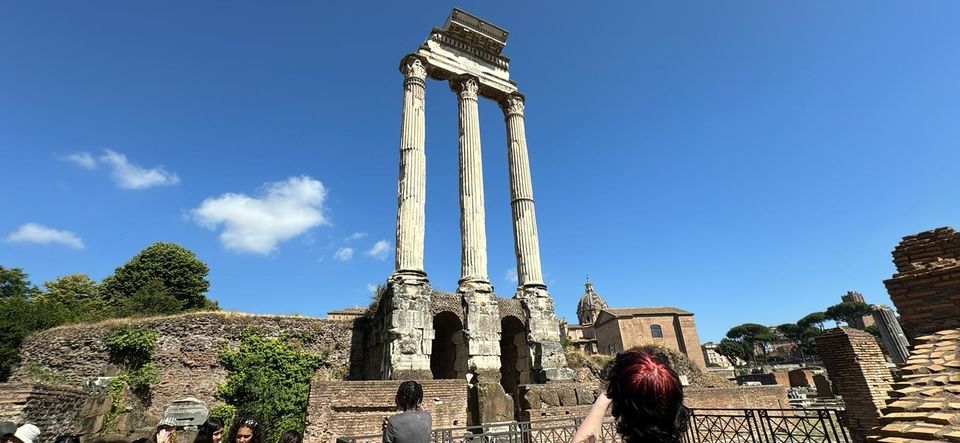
left=650, top=324, right=663, bottom=338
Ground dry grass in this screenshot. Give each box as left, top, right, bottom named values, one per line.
left=43, top=310, right=326, bottom=332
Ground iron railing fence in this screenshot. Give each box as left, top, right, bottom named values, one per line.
left=337, top=408, right=849, bottom=443
left=685, top=408, right=849, bottom=443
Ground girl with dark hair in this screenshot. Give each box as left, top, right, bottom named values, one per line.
left=381, top=381, right=431, bottom=443
left=276, top=431, right=302, bottom=443
left=572, top=349, right=689, bottom=443
left=194, top=418, right=224, bottom=443
left=226, top=416, right=263, bottom=443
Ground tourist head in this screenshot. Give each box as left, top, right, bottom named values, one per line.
left=194, top=418, right=224, bottom=443
left=394, top=380, right=423, bottom=411
left=0, top=422, right=16, bottom=443
left=228, top=416, right=263, bottom=443
left=276, top=431, right=302, bottom=443
left=53, top=435, right=80, bottom=443
left=10, top=425, right=40, bottom=443
left=603, top=349, right=688, bottom=443
left=154, top=417, right=178, bottom=443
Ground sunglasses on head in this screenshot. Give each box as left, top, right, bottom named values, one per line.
left=241, top=419, right=258, bottom=428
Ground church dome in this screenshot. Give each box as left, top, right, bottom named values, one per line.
left=577, top=278, right=608, bottom=325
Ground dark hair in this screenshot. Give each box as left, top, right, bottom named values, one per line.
left=227, top=416, right=263, bottom=443
left=603, top=349, right=688, bottom=443
left=276, top=431, right=301, bottom=443
left=194, top=418, right=224, bottom=443
left=54, top=436, right=81, bottom=443
left=395, top=381, right=423, bottom=411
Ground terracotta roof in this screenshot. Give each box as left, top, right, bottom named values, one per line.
left=870, top=328, right=960, bottom=442
left=601, top=307, right=693, bottom=317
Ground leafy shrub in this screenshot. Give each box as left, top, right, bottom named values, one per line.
left=215, top=331, right=325, bottom=443
left=105, top=326, right=158, bottom=368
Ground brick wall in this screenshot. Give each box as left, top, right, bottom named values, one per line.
left=303, top=380, right=468, bottom=443
left=9, top=312, right=355, bottom=436
left=816, top=328, right=893, bottom=442
left=883, top=227, right=960, bottom=337
left=684, top=386, right=788, bottom=409
left=0, top=383, right=111, bottom=443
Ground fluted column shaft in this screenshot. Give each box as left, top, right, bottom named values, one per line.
left=500, top=93, right=545, bottom=288
left=451, top=76, right=490, bottom=287
left=393, top=55, right=428, bottom=278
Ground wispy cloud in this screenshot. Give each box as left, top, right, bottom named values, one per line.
left=334, top=247, right=354, bottom=261
left=344, top=232, right=368, bottom=242
left=505, top=268, right=518, bottom=284
left=191, top=176, right=329, bottom=255
left=367, top=240, right=391, bottom=260
left=63, top=150, right=179, bottom=189
left=5, top=223, right=85, bottom=249
left=62, top=152, right=97, bottom=169
left=366, top=283, right=379, bottom=294
left=99, top=149, right=180, bottom=189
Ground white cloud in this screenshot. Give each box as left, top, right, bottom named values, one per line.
left=5, top=223, right=85, bottom=249
left=505, top=268, right=518, bottom=284
left=366, top=284, right=379, bottom=294
left=367, top=240, right=391, bottom=260
left=334, top=247, right=354, bottom=261
left=191, top=176, right=330, bottom=254
left=62, top=152, right=97, bottom=169
left=345, top=232, right=368, bottom=241
left=99, top=149, right=180, bottom=189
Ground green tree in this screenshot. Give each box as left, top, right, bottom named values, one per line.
left=716, top=338, right=748, bottom=366
left=726, top=323, right=776, bottom=364
left=0, top=266, right=39, bottom=299
left=101, top=242, right=215, bottom=310
left=216, top=332, right=325, bottom=442
left=42, top=273, right=99, bottom=303
left=798, top=312, right=827, bottom=332
left=775, top=323, right=820, bottom=363
left=116, top=280, right=184, bottom=318
left=0, top=297, right=73, bottom=380
left=825, top=302, right=872, bottom=328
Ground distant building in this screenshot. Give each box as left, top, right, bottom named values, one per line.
left=702, top=342, right=733, bottom=368
left=841, top=291, right=875, bottom=329
left=326, top=307, right=366, bottom=321
left=561, top=279, right=707, bottom=369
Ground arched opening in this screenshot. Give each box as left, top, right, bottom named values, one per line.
left=500, top=316, right=530, bottom=397
left=431, top=312, right=464, bottom=379
left=651, top=324, right=663, bottom=338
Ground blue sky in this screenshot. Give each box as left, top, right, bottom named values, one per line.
left=1, top=2, right=958, bottom=342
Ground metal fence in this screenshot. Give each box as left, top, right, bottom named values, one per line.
left=337, top=408, right=849, bottom=443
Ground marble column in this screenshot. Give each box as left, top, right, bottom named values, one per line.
left=872, top=304, right=910, bottom=366
left=500, top=92, right=545, bottom=288
left=393, top=54, right=428, bottom=281
left=384, top=54, right=432, bottom=380
left=450, top=75, right=491, bottom=290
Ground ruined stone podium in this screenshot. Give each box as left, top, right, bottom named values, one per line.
left=355, top=8, right=573, bottom=425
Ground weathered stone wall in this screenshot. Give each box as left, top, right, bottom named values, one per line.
left=816, top=328, right=893, bottom=443
left=883, top=226, right=960, bottom=337
left=788, top=369, right=816, bottom=387
left=0, top=383, right=111, bottom=443
left=303, top=380, right=468, bottom=443
left=676, top=316, right=707, bottom=369
left=9, top=312, right=354, bottom=434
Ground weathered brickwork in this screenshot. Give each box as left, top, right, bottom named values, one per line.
left=303, top=380, right=468, bottom=443
left=9, top=312, right=354, bottom=433
left=872, top=329, right=960, bottom=442
left=883, top=227, right=960, bottom=337
left=684, top=386, right=788, bottom=409
left=0, top=383, right=111, bottom=443
left=816, top=328, right=893, bottom=443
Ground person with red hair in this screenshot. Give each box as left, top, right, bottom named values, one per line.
left=572, top=349, right=689, bottom=443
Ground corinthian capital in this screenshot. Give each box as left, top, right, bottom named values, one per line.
left=499, top=92, right=525, bottom=116
left=450, top=76, right=480, bottom=100
left=400, top=55, right=427, bottom=80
